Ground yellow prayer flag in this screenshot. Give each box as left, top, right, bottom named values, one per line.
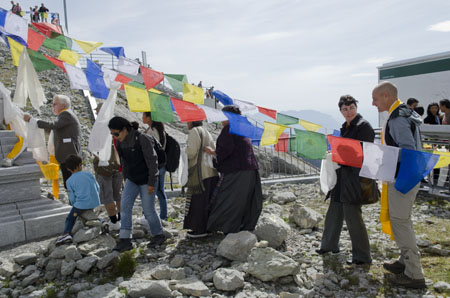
left=124, top=84, right=151, bottom=112
left=73, top=39, right=103, bottom=55
left=433, top=151, right=450, bottom=168
left=8, top=37, right=24, bottom=67
left=260, top=122, right=288, bottom=147
left=379, top=183, right=394, bottom=240
left=58, top=49, right=81, bottom=66
left=149, top=88, right=162, bottom=94
left=299, top=119, right=322, bottom=132
left=182, top=82, right=204, bottom=104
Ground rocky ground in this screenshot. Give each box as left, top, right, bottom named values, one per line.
left=0, top=182, right=449, bottom=298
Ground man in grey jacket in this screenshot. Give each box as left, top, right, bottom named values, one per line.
left=24, top=94, right=82, bottom=188
left=372, top=81, right=426, bottom=289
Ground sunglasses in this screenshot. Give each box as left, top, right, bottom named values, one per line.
left=111, top=132, right=120, bottom=137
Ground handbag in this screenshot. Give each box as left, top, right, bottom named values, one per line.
left=185, top=128, right=206, bottom=195
left=360, top=177, right=380, bottom=205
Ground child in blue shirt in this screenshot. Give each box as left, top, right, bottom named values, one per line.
left=56, top=155, right=100, bottom=245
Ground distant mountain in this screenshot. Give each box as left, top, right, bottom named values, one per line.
left=280, top=109, right=341, bottom=133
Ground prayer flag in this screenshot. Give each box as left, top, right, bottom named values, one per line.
left=140, top=66, right=164, bottom=90
left=252, top=127, right=265, bottom=146
left=199, top=105, right=228, bottom=123
left=0, top=8, right=6, bottom=27
left=182, top=82, right=204, bottom=104
left=114, top=73, right=132, bottom=90
left=299, top=119, right=322, bottom=132
left=128, top=81, right=146, bottom=89
left=149, top=92, right=174, bottom=123
left=224, top=112, right=263, bottom=143
left=8, top=36, right=24, bottom=66
left=395, top=149, right=439, bottom=194
left=58, top=49, right=81, bottom=65
left=32, top=22, right=62, bottom=37
left=165, top=74, right=187, bottom=92
left=100, top=46, right=125, bottom=58
left=171, top=98, right=206, bottom=122
left=86, top=59, right=108, bottom=99
left=27, top=48, right=55, bottom=72
left=73, top=39, right=103, bottom=55
left=433, top=151, right=450, bottom=168
left=117, top=56, right=139, bottom=75
left=359, top=142, right=400, bottom=183
left=328, top=135, right=363, bottom=168
left=101, top=66, right=118, bottom=89
left=64, top=63, right=90, bottom=90
left=328, top=129, right=340, bottom=151
left=42, top=34, right=72, bottom=51
left=275, top=132, right=289, bottom=152
left=260, top=122, right=288, bottom=147
left=27, top=28, right=45, bottom=51
left=295, top=129, right=327, bottom=159
left=257, top=106, right=277, bottom=120
left=289, top=135, right=296, bottom=153
left=234, top=99, right=258, bottom=115
left=4, top=11, right=28, bottom=42
left=277, top=113, right=298, bottom=125
left=149, top=88, right=162, bottom=94
left=43, top=54, right=66, bottom=72
left=124, top=84, right=150, bottom=112
left=212, top=90, right=233, bottom=106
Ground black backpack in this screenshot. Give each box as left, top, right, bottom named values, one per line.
left=135, top=131, right=167, bottom=169
left=164, top=133, right=181, bottom=190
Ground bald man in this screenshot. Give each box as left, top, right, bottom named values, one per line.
left=372, top=82, right=425, bottom=289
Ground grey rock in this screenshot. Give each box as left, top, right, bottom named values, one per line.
left=151, top=264, right=172, bottom=280
left=36, top=256, right=50, bottom=269
left=120, top=279, right=171, bottom=298
left=77, top=283, right=125, bottom=298
left=262, top=203, right=283, bottom=217
left=21, top=271, right=40, bottom=287
left=44, top=270, right=57, bottom=281
left=17, top=265, right=36, bottom=278
left=0, top=261, right=21, bottom=278
left=45, top=259, right=62, bottom=271
left=289, top=204, right=322, bottom=229
left=271, top=191, right=297, bottom=204
left=171, top=268, right=185, bottom=280
left=213, top=268, right=244, bottom=291
left=434, top=281, right=450, bottom=293
left=49, top=245, right=69, bottom=259
left=13, top=253, right=38, bottom=266
left=97, top=251, right=120, bottom=269
left=254, top=213, right=290, bottom=248
left=70, top=282, right=91, bottom=293
left=76, top=256, right=98, bottom=273
left=72, top=226, right=101, bottom=243
left=425, top=244, right=449, bottom=256
left=172, top=278, right=211, bottom=297
left=170, top=255, right=185, bottom=268
left=61, top=259, right=76, bottom=276
left=246, top=247, right=299, bottom=281
left=78, top=234, right=116, bottom=255
left=216, top=231, right=257, bottom=261
left=280, top=292, right=301, bottom=298
left=65, top=245, right=82, bottom=261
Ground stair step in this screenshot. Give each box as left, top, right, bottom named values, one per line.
left=0, top=136, right=19, bottom=146
left=0, top=130, right=16, bottom=138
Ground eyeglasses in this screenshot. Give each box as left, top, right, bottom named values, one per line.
left=111, top=132, right=120, bottom=137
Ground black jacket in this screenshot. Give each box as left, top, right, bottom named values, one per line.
left=331, top=114, right=375, bottom=204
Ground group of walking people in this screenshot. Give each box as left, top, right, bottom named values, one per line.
left=10, top=1, right=49, bottom=23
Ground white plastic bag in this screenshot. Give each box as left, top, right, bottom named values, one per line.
left=202, top=153, right=214, bottom=168
left=320, top=153, right=340, bottom=194
left=178, top=147, right=188, bottom=186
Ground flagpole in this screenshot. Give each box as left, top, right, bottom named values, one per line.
left=63, top=0, right=69, bottom=34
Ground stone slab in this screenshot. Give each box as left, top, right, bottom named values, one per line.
left=0, top=136, right=19, bottom=145
left=0, top=131, right=15, bottom=138
left=21, top=206, right=72, bottom=220
left=0, top=214, right=22, bottom=224
left=13, top=152, right=36, bottom=166
left=0, top=220, right=25, bottom=247
left=24, top=212, right=68, bottom=241
left=0, top=179, right=41, bottom=204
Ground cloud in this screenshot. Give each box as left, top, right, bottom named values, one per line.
left=365, top=57, right=393, bottom=65
left=429, top=20, right=450, bottom=32
left=253, top=31, right=296, bottom=42
left=351, top=72, right=376, bottom=77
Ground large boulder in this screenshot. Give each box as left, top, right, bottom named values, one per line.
left=289, top=204, right=322, bottom=229
left=246, top=247, right=299, bottom=281
left=73, top=227, right=102, bottom=243
left=13, top=253, right=38, bottom=266
left=271, top=192, right=296, bottom=204
left=76, top=256, right=98, bottom=273
left=77, top=234, right=116, bottom=255
left=213, top=268, right=244, bottom=291
left=77, top=283, right=125, bottom=298
left=172, top=278, right=211, bottom=297
left=120, top=279, right=171, bottom=298
left=216, top=231, right=257, bottom=261
left=254, top=213, right=290, bottom=248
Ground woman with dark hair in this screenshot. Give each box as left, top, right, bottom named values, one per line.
left=316, top=95, right=374, bottom=265
left=142, top=112, right=168, bottom=221
left=439, top=99, right=450, bottom=124
left=204, top=105, right=263, bottom=234
left=184, top=120, right=219, bottom=238
left=424, top=102, right=441, bottom=125
left=108, top=116, right=166, bottom=252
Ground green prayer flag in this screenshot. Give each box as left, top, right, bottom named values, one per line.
left=27, top=48, right=56, bottom=72
left=164, top=74, right=187, bottom=93
left=149, top=92, right=174, bottom=123
left=277, top=113, right=298, bottom=125
left=289, top=136, right=297, bottom=153
left=294, top=129, right=327, bottom=159
left=128, top=81, right=146, bottom=89
left=42, top=34, right=72, bottom=52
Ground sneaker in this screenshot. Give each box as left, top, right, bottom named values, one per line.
left=56, top=234, right=72, bottom=245
left=108, top=221, right=121, bottom=231
left=186, top=231, right=208, bottom=239
left=147, top=234, right=166, bottom=248
left=383, top=260, right=406, bottom=274
left=388, top=272, right=426, bottom=289
left=1, top=158, right=13, bottom=167
left=315, top=248, right=340, bottom=255
left=113, top=239, right=133, bottom=253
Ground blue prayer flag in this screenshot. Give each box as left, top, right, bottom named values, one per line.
left=86, top=59, right=109, bottom=99
left=100, top=46, right=125, bottom=58
left=224, top=112, right=262, bottom=144
left=395, top=149, right=439, bottom=194
left=212, top=90, right=234, bottom=106
left=0, top=8, right=7, bottom=27
left=328, top=129, right=340, bottom=150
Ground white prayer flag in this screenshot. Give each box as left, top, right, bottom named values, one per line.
left=320, top=152, right=340, bottom=194
left=101, top=66, right=118, bottom=89
left=359, top=142, right=400, bottom=183
left=117, top=56, right=139, bottom=75
left=4, top=12, right=28, bottom=42
left=234, top=99, right=258, bottom=115
left=198, top=105, right=228, bottom=123
left=64, top=63, right=90, bottom=90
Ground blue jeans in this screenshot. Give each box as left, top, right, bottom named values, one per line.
left=157, top=167, right=168, bottom=220
left=64, top=207, right=88, bottom=235
left=120, top=179, right=163, bottom=239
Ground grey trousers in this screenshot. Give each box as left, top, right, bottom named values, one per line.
left=388, top=183, right=424, bottom=279
left=320, top=201, right=372, bottom=263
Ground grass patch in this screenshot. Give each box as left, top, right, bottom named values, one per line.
left=118, top=287, right=128, bottom=296
left=414, top=216, right=450, bottom=248
left=422, top=256, right=450, bottom=283
left=43, top=287, right=58, bottom=298
left=112, top=249, right=137, bottom=278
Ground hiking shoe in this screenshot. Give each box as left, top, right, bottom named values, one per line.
left=108, top=221, right=121, bottom=231
left=315, top=248, right=340, bottom=255
left=113, top=239, right=133, bottom=253
left=388, top=272, right=426, bottom=289
left=186, top=231, right=208, bottom=239
left=147, top=234, right=166, bottom=248
left=383, top=260, right=405, bottom=274
left=56, top=234, right=72, bottom=246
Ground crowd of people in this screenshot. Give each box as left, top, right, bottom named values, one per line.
left=10, top=1, right=52, bottom=23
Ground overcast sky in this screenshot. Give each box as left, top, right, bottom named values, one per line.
left=3, top=0, right=450, bottom=127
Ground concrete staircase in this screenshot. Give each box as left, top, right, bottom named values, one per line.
left=0, top=130, right=71, bottom=248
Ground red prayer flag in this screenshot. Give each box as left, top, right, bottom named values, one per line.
left=43, top=54, right=66, bottom=72
left=327, top=135, right=363, bottom=168
left=275, top=132, right=289, bottom=152
left=257, top=106, right=277, bottom=120
left=32, top=23, right=63, bottom=37
left=115, top=74, right=133, bottom=90
left=140, top=66, right=164, bottom=90
left=27, top=28, right=46, bottom=51
left=171, top=98, right=206, bottom=122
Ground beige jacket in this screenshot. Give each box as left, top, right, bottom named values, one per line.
left=186, top=126, right=218, bottom=180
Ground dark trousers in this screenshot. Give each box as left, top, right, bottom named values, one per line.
left=64, top=207, right=89, bottom=234
left=60, top=162, right=72, bottom=189
left=320, top=201, right=372, bottom=263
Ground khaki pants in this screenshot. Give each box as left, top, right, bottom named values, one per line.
left=388, top=183, right=424, bottom=279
